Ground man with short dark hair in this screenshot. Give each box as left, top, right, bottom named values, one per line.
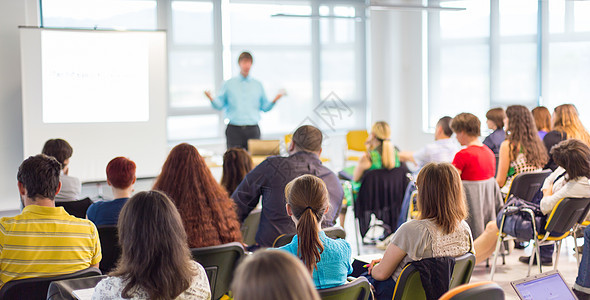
left=0, top=155, right=101, bottom=288
left=232, top=125, right=343, bottom=247
left=204, top=51, right=285, bottom=150
left=398, top=116, right=459, bottom=170
left=42, top=138, right=81, bottom=202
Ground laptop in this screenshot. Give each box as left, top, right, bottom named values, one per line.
left=511, top=270, right=578, bottom=300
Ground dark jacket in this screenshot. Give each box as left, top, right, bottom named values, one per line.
left=232, top=151, right=344, bottom=247
left=412, top=257, right=455, bottom=300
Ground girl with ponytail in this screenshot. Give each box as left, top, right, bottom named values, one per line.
left=279, top=175, right=353, bottom=289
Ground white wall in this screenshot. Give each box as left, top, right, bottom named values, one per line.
left=369, top=8, right=434, bottom=152
left=0, top=0, right=34, bottom=210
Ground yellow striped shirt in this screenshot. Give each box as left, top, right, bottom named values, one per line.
left=0, top=205, right=102, bottom=288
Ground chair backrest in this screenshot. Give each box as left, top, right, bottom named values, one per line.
left=97, top=225, right=121, bottom=274
left=0, top=267, right=102, bottom=300
left=323, top=226, right=346, bottom=239
left=505, top=170, right=552, bottom=202
left=272, top=227, right=347, bottom=248
left=449, top=253, right=476, bottom=289
left=392, top=264, right=426, bottom=300
left=439, top=281, right=504, bottom=300
left=47, top=275, right=107, bottom=300
left=55, top=197, right=94, bottom=219
left=545, top=197, right=590, bottom=235
left=318, top=277, right=371, bottom=300
left=272, top=233, right=295, bottom=248
left=407, top=190, right=419, bottom=220
left=240, top=208, right=261, bottom=246
left=190, top=242, right=245, bottom=300
left=346, top=130, right=369, bottom=152
left=393, top=252, right=475, bottom=300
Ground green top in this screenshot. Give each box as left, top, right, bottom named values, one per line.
left=343, top=147, right=400, bottom=205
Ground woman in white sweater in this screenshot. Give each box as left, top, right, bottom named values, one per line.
left=474, top=139, right=590, bottom=265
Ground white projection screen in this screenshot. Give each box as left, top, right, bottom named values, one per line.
left=20, top=27, right=168, bottom=184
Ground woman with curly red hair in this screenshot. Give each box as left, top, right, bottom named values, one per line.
left=153, top=143, right=242, bottom=248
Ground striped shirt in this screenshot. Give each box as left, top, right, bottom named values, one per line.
left=0, top=205, right=102, bottom=288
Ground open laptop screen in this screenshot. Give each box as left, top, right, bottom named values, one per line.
left=512, top=271, right=576, bottom=300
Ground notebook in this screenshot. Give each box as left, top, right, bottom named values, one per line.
left=511, top=270, right=578, bottom=300
left=72, top=287, right=95, bottom=300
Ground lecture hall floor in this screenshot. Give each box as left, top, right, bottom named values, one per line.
left=342, top=206, right=582, bottom=299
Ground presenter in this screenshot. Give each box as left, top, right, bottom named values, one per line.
left=205, top=52, right=284, bottom=150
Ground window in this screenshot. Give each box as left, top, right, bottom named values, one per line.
left=428, top=0, right=590, bottom=130
left=40, top=0, right=368, bottom=142
left=41, top=0, right=157, bottom=30
left=427, top=0, right=490, bottom=130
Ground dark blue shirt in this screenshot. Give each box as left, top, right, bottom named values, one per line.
left=232, top=151, right=344, bottom=247
left=86, top=197, right=128, bottom=226
left=483, top=129, right=506, bottom=155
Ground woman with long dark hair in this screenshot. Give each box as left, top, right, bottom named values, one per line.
left=496, top=105, right=548, bottom=194
left=279, top=174, right=352, bottom=289
left=92, top=191, right=211, bottom=299
left=220, top=147, right=253, bottom=195
left=153, top=143, right=242, bottom=248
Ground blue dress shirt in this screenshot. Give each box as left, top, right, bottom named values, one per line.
left=211, top=74, right=275, bottom=125
left=279, top=231, right=353, bottom=289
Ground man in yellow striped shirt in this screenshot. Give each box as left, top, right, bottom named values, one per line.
left=0, top=154, right=101, bottom=288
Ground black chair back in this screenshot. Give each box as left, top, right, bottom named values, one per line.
left=272, top=227, right=347, bottom=248
left=505, top=170, right=552, bottom=202
left=355, top=165, right=410, bottom=237
left=47, top=275, right=107, bottom=300
left=55, top=197, right=93, bottom=219
left=191, top=242, right=245, bottom=300
left=97, top=225, right=121, bottom=274
left=545, top=197, right=590, bottom=234
left=272, top=233, right=295, bottom=248
left=318, top=277, right=371, bottom=300
left=323, top=226, right=346, bottom=239
left=0, top=267, right=101, bottom=300
left=449, top=253, right=476, bottom=289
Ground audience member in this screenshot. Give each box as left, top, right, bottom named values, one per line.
left=93, top=191, right=211, bottom=299
left=575, top=226, right=590, bottom=300
left=352, top=121, right=399, bottom=182
left=232, top=125, right=343, bottom=248
left=483, top=108, right=506, bottom=155
left=279, top=175, right=352, bottom=289
left=42, top=138, right=81, bottom=202
left=396, top=116, right=460, bottom=229
left=366, top=163, right=473, bottom=300
left=398, top=116, right=459, bottom=170
left=496, top=105, right=547, bottom=194
left=0, top=154, right=101, bottom=288
left=474, top=139, right=590, bottom=265
left=86, top=157, right=136, bottom=226
left=153, top=143, right=242, bottom=248
left=532, top=106, right=552, bottom=140
left=231, top=250, right=321, bottom=300
left=451, top=113, right=496, bottom=180
left=544, top=104, right=590, bottom=170
left=221, top=147, right=253, bottom=195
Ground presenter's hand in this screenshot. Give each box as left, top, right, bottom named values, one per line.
left=273, top=89, right=286, bottom=103
left=204, top=90, right=214, bottom=102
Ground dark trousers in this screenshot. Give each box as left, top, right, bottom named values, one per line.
left=226, top=124, right=260, bottom=150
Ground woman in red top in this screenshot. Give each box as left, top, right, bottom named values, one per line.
left=451, top=113, right=496, bottom=180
